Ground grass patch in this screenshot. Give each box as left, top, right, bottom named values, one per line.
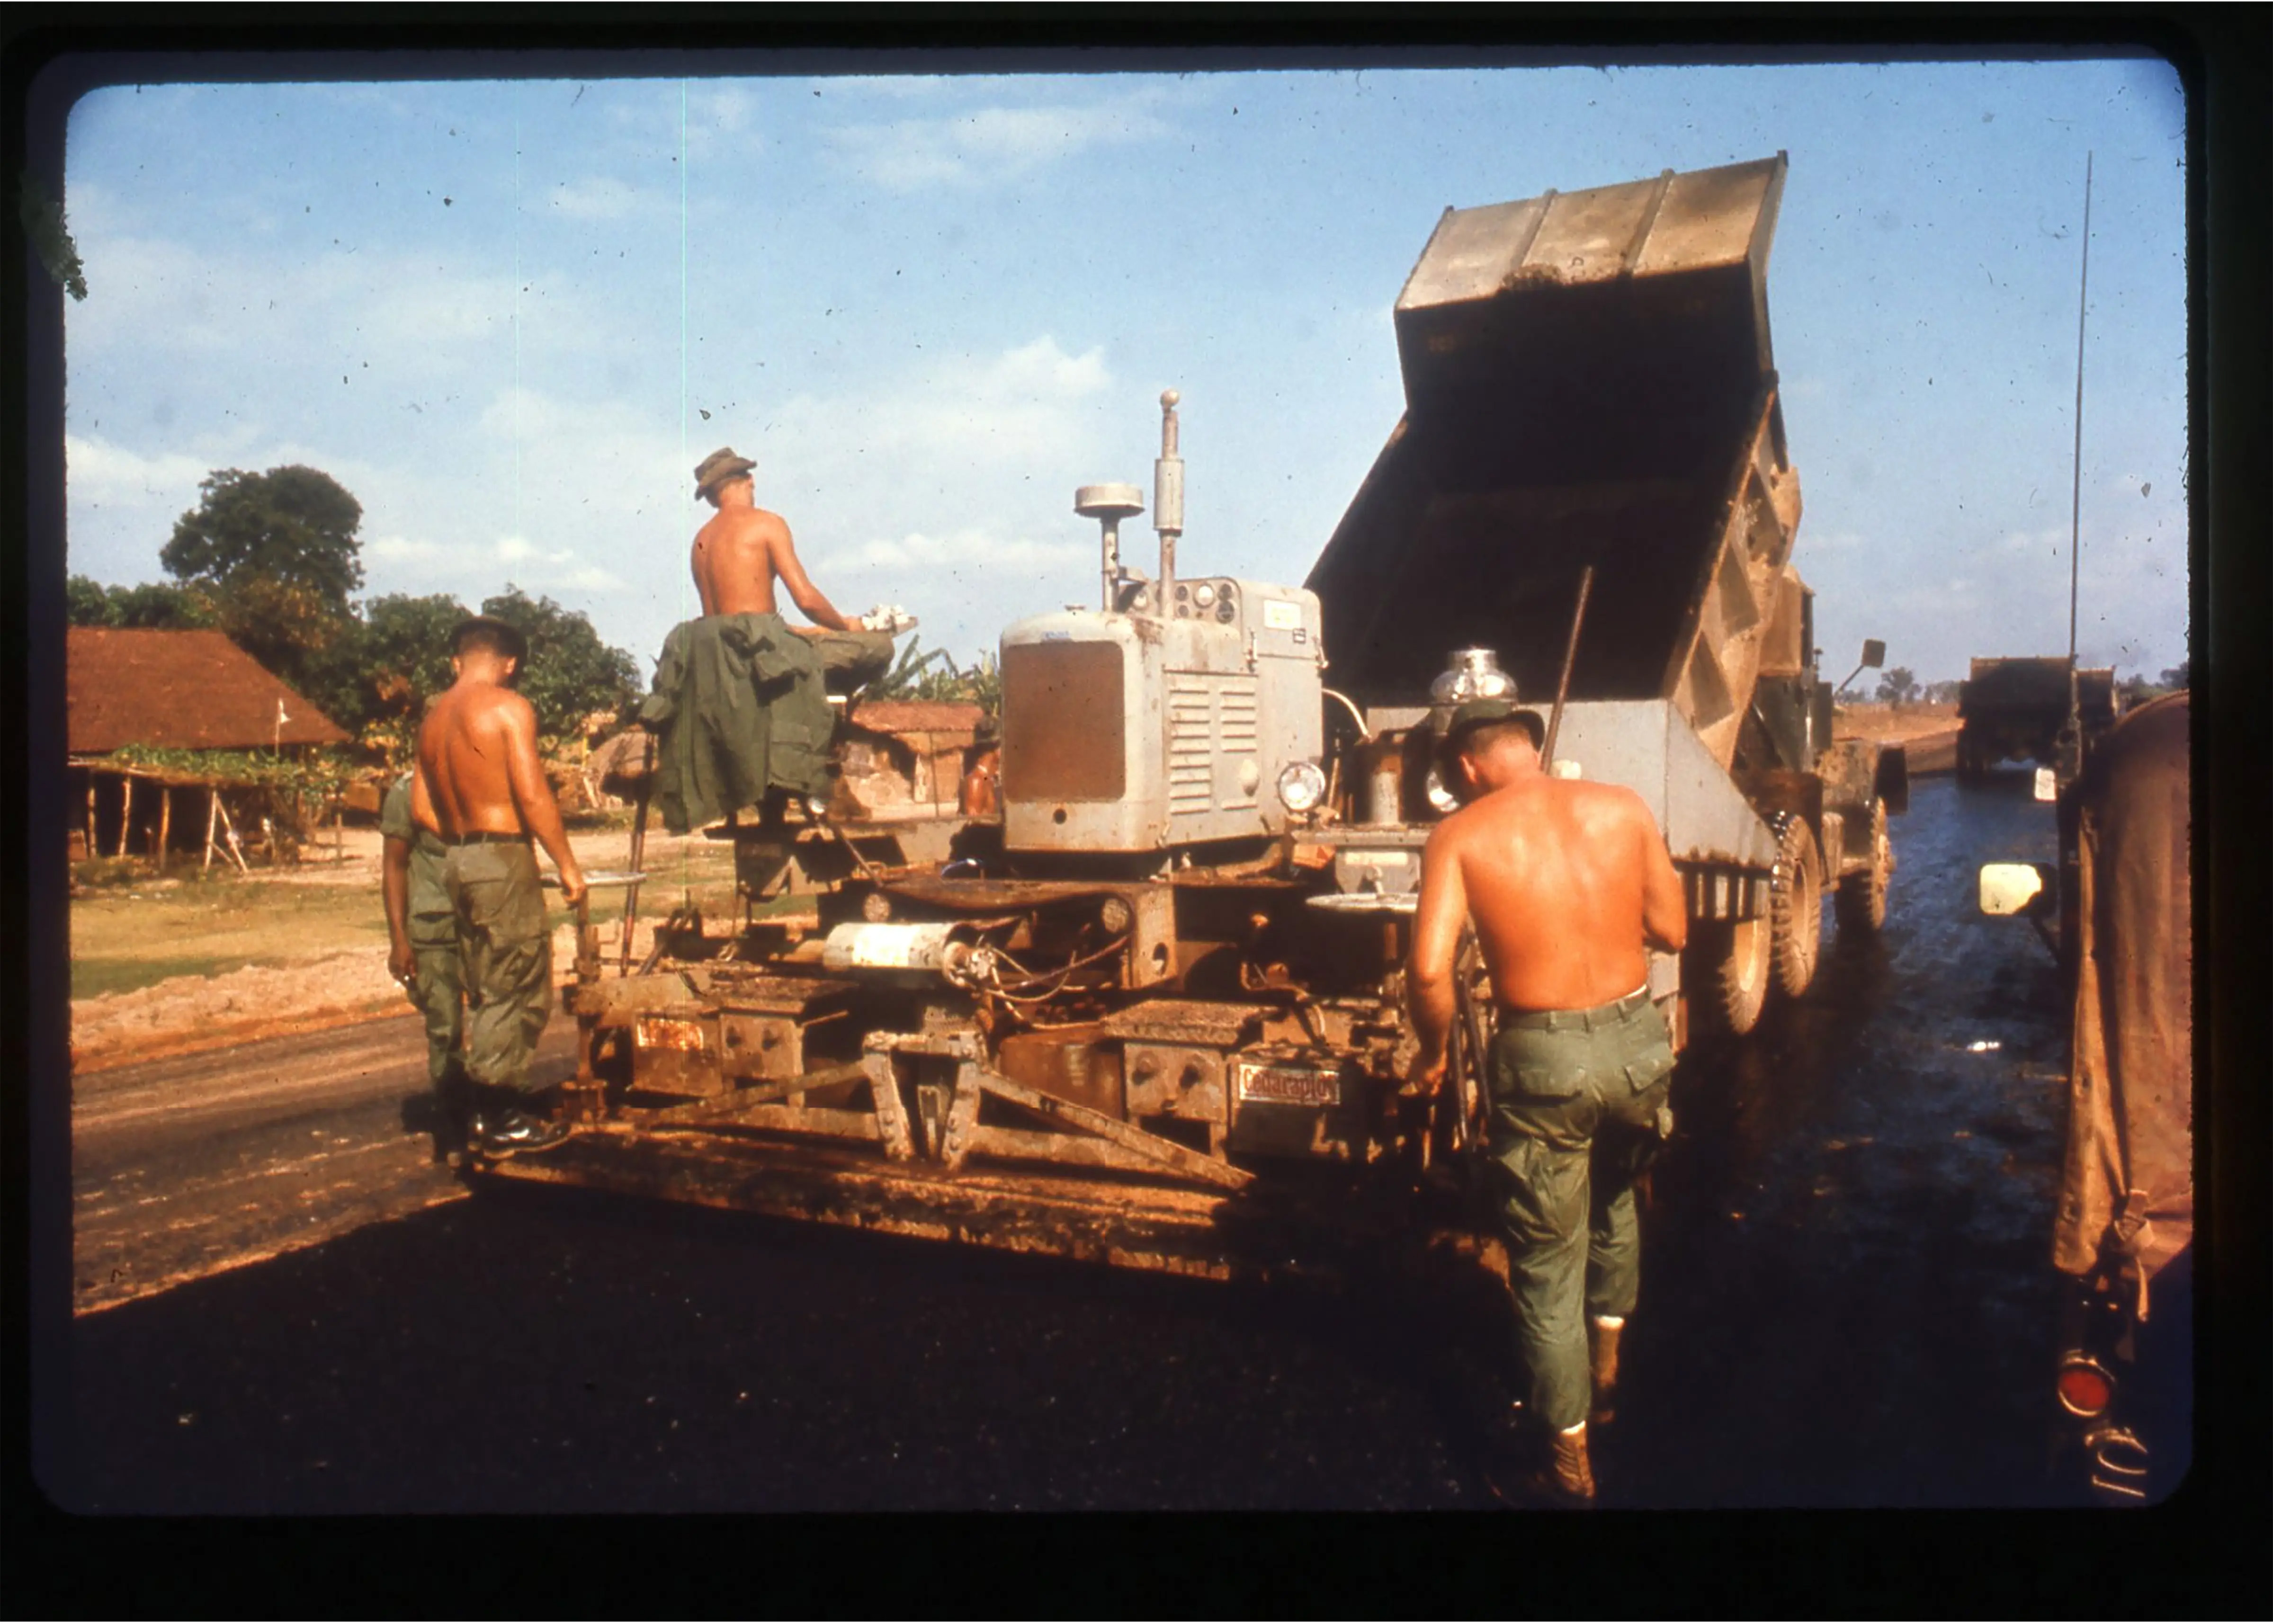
left=71, top=954, right=265, bottom=1001
left=71, top=880, right=395, bottom=993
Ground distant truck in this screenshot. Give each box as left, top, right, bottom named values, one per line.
left=1957, top=656, right=2119, bottom=781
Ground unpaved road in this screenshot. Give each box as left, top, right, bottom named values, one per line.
left=71, top=1014, right=576, bottom=1316
left=37, top=775, right=2211, bottom=1535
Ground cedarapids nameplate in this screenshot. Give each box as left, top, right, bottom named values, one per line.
left=1233, top=1061, right=1342, bottom=1108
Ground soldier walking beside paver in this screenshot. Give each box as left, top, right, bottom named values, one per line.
left=410, top=616, right=587, bottom=1157
left=1407, top=696, right=1689, bottom=1506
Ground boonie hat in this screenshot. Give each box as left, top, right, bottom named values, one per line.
left=693, top=446, right=757, bottom=498
left=451, top=614, right=529, bottom=665
left=1438, top=695, right=1547, bottom=765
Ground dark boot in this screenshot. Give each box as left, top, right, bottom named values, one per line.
left=475, top=1089, right=572, bottom=1157
left=1534, top=1424, right=1597, bottom=1505
left=1482, top=1412, right=1596, bottom=1508
left=1589, top=1317, right=1623, bottom=1426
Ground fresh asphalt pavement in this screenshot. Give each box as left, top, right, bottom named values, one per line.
left=47, top=774, right=2106, bottom=1515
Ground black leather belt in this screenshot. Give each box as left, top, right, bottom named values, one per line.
left=447, top=830, right=529, bottom=846
left=1498, top=986, right=1654, bottom=1033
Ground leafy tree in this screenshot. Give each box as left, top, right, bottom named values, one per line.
left=111, top=580, right=221, bottom=629
left=66, top=575, right=218, bottom=629
left=2158, top=659, right=2190, bottom=690
left=358, top=592, right=469, bottom=715
left=158, top=464, right=368, bottom=727
left=479, top=585, right=639, bottom=746
left=336, top=593, right=467, bottom=767
left=206, top=575, right=364, bottom=724
left=161, top=465, right=365, bottom=610
left=1875, top=666, right=1921, bottom=706
left=67, top=574, right=111, bottom=625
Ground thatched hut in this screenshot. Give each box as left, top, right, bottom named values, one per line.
left=67, top=627, right=350, bottom=868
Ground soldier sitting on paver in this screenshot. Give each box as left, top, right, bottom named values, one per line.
left=380, top=765, right=469, bottom=1162
left=638, top=445, right=912, bottom=835
left=411, top=616, right=587, bottom=1158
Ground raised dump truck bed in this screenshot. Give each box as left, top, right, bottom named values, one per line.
left=1311, top=155, right=1803, bottom=774
left=1309, top=152, right=1899, bottom=1036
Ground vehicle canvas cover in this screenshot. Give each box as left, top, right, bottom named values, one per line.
left=2053, top=691, right=2191, bottom=1314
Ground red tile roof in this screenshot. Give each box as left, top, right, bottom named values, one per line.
left=68, top=628, right=351, bottom=753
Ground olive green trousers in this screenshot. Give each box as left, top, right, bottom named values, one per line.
left=441, top=841, right=554, bottom=1099
left=408, top=933, right=467, bottom=1099
left=1482, top=989, right=1677, bottom=1432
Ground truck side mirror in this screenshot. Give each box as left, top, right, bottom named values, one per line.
left=1978, top=862, right=2056, bottom=919
left=1860, top=639, right=1886, bottom=670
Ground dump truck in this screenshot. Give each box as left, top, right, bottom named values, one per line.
left=1307, top=151, right=1903, bottom=1040
left=481, top=153, right=1905, bottom=1286
left=1957, top=655, right=2120, bottom=782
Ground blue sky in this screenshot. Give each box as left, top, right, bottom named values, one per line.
left=61, top=56, right=2188, bottom=690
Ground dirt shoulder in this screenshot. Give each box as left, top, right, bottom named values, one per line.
left=69, top=826, right=741, bottom=1074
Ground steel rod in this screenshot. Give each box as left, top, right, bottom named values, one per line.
left=1542, top=565, right=1596, bottom=768
left=620, top=732, right=654, bottom=973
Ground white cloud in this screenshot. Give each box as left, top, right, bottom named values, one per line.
left=545, top=177, right=642, bottom=220
left=824, top=93, right=1174, bottom=190
left=839, top=527, right=1088, bottom=574
left=67, top=221, right=605, bottom=381
left=495, top=534, right=575, bottom=565
left=367, top=534, right=447, bottom=564
left=781, top=335, right=1112, bottom=478
left=688, top=85, right=756, bottom=133
left=1999, top=526, right=2068, bottom=554
left=64, top=435, right=208, bottom=504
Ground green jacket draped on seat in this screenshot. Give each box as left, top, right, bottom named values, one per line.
left=638, top=613, right=835, bottom=834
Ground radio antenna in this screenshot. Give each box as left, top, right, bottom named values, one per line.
left=2067, top=152, right=2092, bottom=667
left=2056, top=153, right=2093, bottom=785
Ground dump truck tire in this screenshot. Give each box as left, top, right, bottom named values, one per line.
left=1835, top=802, right=1892, bottom=934
left=1769, top=815, right=1823, bottom=999
left=1692, top=915, right=1771, bottom=1037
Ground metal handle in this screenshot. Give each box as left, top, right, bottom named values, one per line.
left=1542, top=565, right=1595, bottom=769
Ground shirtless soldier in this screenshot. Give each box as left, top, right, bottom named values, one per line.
left=1407, top=696, right=1689, bottom=1505
left=689, top=447, right=895, bottom=695
left=411, top=616, right=588, bottom=1157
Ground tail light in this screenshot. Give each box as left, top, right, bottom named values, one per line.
left=2055, top=1354, right=2116, bottom=1418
